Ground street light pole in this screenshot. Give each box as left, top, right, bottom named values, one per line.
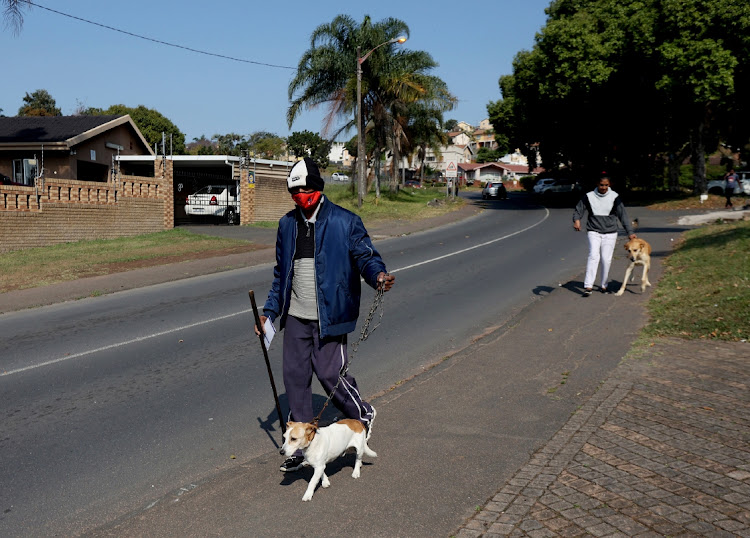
left=356, top=36, right=407, bottom=209
left=357, top=46, right=365, bottom=209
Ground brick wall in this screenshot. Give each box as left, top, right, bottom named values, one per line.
left=0, top=173, right=171, bottom=253
left=0, top=157, right=301, bottom=252
left=242, top=161, right=295, bottom=224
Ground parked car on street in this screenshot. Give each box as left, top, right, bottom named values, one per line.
left=331, top=172, right=349, bottom=181
left=184, top=184, right=240, bottom=225
left=536, top=178, right=582, bottom=197
left=532, top=178, right=556, bottom=194
left=404, top=179, right=422, bottom=188
left=482, top=181, right=508, bottom=200
left=706, top=171, right=750, bottom=195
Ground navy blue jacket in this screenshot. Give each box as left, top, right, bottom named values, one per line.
left=263, top=198, right=387, bottom=338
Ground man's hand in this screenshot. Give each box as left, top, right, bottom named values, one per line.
left=628, top=234, right=637, bottom=240
left=255, top=315, right=267, bottom=336
left=573, top=219, right=581, bottom=232
left=377, top=272, right=395, bottom=292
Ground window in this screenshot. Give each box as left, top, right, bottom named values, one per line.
left=12, top=159, right=37, bottom=186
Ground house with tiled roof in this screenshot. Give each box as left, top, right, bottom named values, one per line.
left=423, top=127, right=475, bottom=177
left=0, top=115, right=153, bottom=185
left=458, top=162, right=542, bottom=187
left=458, top=162, right=506, bottom=184
left=496, top=163, right=543, bottom=181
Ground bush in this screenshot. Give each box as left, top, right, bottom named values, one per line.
left=520, top=175, right=538, bottom=192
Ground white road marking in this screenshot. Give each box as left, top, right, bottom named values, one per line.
left=389, top=208, right=550, bottom=274
left=1, top=310, right=252, bottom=377
left=2, top=208, right=549, bottom=378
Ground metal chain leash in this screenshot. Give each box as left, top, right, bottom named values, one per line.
left=312, top=283, right=386, bottom=425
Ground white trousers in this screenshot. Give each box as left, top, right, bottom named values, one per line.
left=585, top=231, right=617, bottom=289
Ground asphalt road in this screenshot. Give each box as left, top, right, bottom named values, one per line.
left=0, top=192, right=679, bottom=537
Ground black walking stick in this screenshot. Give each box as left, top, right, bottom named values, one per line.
left=248, top=290, right=285, bottom=435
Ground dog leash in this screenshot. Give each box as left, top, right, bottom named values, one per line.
left=312, top=282, right=386, bottom=426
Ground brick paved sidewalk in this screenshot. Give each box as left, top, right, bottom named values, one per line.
left=456, top=337, right=750, bottom=537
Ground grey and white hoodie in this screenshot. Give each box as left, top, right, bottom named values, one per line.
left=572, top=188, right=634, bottom=236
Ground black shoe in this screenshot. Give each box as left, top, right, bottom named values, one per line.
left=279, top=455, right=305, bottom=472
left=582, top=288, right=593, bottom=297
left=600, top=288, right=610, bottom=294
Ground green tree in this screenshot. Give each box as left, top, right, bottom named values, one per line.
left=476, top=148, right=501, bottom=163
left=248, top=131, right=286, bottom=160
left=287, top=130, right=332, bottom=168
left=489, top=0, right=750, bottom=193
left=401, top=102, right=447, bottom=182
left=444, top=119, right=458, bottom=131
left=186, top=135, right=217, bottom=155
left=18, top=89, right=62, bottom=116
left=379, top=52, right=455, bottom=191
left=85, top=104, right=186, bottom=154
left=211, top=133, right=246, bottom=156
left=287, top=15, right=455, bottom=196
left=486, top=99, right=512, bottom=157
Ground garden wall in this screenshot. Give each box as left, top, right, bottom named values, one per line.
left=0, top=159, right=172, bottom=253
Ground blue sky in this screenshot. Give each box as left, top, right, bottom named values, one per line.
left=2, top=0, right=550, bottom=143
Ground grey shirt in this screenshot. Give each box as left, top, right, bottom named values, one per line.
left=573, top=189, right=634, bottom=236
left=288, top=200, right=323, bottom=320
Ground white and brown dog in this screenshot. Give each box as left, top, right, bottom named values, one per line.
left=615, top=237, right=652, bottom=296
left=280, top=419, right=377, bottom=501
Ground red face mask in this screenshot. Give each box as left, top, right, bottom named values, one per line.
left=292, top=190, right=322, bottom=210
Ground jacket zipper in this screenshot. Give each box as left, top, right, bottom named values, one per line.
left=313, top=220, right=323, bottom=338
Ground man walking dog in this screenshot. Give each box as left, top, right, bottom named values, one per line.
left=256, top=157, right=395, bottom=472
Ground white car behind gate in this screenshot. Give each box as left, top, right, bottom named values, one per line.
left=184, top=184, right=240, bottom=225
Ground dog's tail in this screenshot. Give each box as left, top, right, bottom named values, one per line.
left=363, top=443, right=378, bottom=458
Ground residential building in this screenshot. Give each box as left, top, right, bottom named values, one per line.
left=424, top=141, right=473, bottom=177
left=328, top=141, right=353, bottom=169
left=0, top=115, right=153, bottom=185
left=472, top=128, right=497, bottom=152
left=499, top=150, right=529, bottom=166
left=458, top=162, right=506, bottom=184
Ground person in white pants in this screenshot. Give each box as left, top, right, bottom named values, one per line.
left=572, top=175, right=637, bottom=296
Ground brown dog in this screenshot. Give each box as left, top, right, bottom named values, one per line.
left=615, top=238, right=652, bottom=296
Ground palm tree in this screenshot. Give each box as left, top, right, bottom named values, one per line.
left=378, top=62, right=455, bottom=191
left=3, top=0, right=30, bottom=34
left=288, top=15, right=455, bottom=197
left=404, top=103, right=449, bottom=182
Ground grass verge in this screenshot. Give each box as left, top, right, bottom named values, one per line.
left=246, top=184, right=463, bottom=228
left=0, top=228, right=256, bottom=293
left=643, top=193, right=747, bottom=210
left=307, top=183, right=464, bottom=225
left=0, top=185, right=463, bottom=293
left=643, top=219, right=750, bottom=341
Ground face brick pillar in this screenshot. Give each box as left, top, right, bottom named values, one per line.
left=155, top=157, right=174, bottom=230
left=239, top=167, right=255, bottom=225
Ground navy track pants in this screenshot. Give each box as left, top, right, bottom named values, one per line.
left=282, top=316, right=374, bottom=425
